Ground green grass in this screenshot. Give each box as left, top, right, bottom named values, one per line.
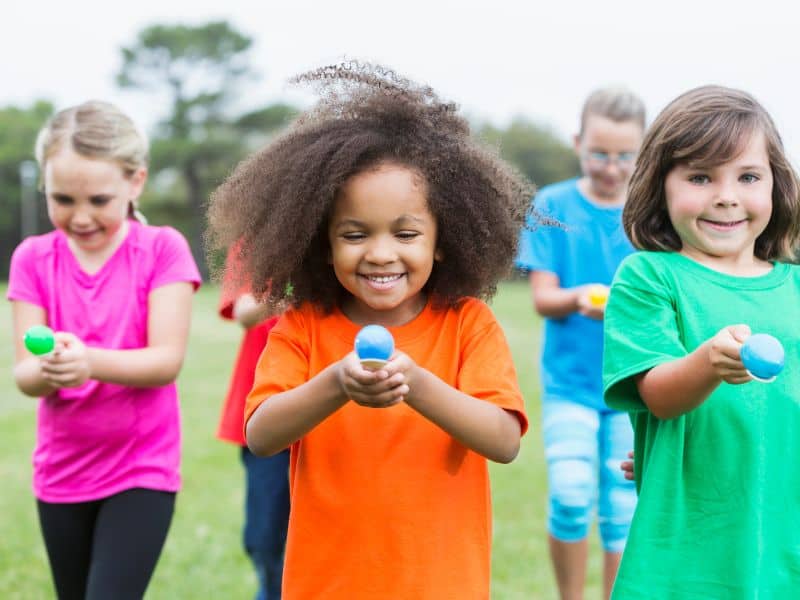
left=0, top=281, right=604, bottom=598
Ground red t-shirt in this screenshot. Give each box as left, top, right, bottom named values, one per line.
left=216, top=286, right=279, bottom=446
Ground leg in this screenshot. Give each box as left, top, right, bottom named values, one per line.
left=37, top=498, right=100, bottom=600
left=241, top=447, right=291, bottom=600
left=597, top=411, right=637, bottom=600
left=542, top=400, right=600, bottom=600
left=85, top=488, right=176, bottom=600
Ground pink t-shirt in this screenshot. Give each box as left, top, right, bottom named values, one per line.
left=7, top=220, right=202, bottom=502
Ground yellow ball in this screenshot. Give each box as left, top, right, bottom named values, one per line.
left=588, top=285, right=608, bottom=307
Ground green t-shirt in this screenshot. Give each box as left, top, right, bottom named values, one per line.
left=603, top=251, right=800, bottom=599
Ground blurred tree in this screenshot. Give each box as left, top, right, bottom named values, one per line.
left=0, top=101, right=54, bottom=278
left=479, top=117, right=579, bottom=189
left=117, top=22, right=298, bottom=276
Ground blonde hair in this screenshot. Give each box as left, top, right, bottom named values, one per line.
left=624, top=85, right=800, bottom=261
left=579, top=86, right=646, bottom=136
left=35, top=100, right=149, bottom=178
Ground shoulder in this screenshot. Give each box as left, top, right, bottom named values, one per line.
left=132, top=222, right=191, bottom=253
left=534, top=179, right=580, bottom=213
left=11, top=230, right=60, bottom=264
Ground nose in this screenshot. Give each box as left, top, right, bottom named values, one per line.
left=364, top=236, right=398, bottom=265
left=714, top=180, right=739, bottom=207
left=71, top=206, right=93, bottom=227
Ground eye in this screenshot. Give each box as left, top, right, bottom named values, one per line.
left=618, top=152, right=637, bottom=164
left=396, top=231, right=420, bottom=241
left=740, top=173, right=760, bottom=184
left=588, top=151, right=609, bottom=163
left=90, top=195, right=112, bottom=207
left=688, top=174, right=709, bottom=184
left=341, top=232, right=366, bottom=242
left=51, top=194, right=73, bottom=206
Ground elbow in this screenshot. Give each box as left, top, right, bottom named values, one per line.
left=245, top=415, right=283, bottom=457
left=492, top=443, right=520, bottom=464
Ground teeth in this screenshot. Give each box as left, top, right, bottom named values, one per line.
left=368, top=275, right=402, bottom=283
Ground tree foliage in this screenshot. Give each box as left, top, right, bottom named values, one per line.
left=0, top=101, right=53, bottom=278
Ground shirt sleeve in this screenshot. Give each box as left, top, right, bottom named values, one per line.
left=603, top=254, right=687, bottom=412
left=244, top=309, right=310, bottom=427
left=150, top=227, right=202, bottom=292
left=515, top=193, right=560, bottom=275
left=457, top=301, right=528, bottom=434
left=7, top=237, right=45, bottom=308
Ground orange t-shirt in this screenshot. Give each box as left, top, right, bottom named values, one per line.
left=216, top=282, right=279, bottom=446
left=245, top=297, right=527, bottom=599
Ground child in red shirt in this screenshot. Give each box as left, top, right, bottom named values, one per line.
left=218, top=273, right=289, bottom=600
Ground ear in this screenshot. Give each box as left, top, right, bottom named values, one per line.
left=128, top=167, right=148, bottom=200
left=434, top=247, right=444, bottom=262
left=572, top=133, right=582, bottom=156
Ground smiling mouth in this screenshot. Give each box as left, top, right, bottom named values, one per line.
left=700, top=218, right=747, bottom=230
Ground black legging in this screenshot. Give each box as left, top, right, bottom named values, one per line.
left=37, top=488, right=175, bottom=600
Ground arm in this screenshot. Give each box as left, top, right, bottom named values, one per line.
left=233, top=293, right=275, bottom=329
left=245, top=362, right=351, bottom=456
left=39, top=282, right=195, bottom=388
left=402, top=362, right=522, bottom=463
left=636, top=324, right=752, bottom=419
left=11, top=300, right=58, bottom=397
left=529, top=271, right=605, bottom=320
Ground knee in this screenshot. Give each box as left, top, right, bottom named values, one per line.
left=548, top=459, right=594, bottom=541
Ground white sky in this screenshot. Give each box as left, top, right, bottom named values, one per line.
left=4, top=0, right=800, bottom=161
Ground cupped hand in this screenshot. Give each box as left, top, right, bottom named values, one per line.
left=337, top=351, right=409, bottom=408
left=40, top=332, right=91, bottom=388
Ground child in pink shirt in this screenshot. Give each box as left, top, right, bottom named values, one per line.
left=8, top=100, right=200, bottom=599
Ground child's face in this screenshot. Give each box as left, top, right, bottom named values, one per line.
left=328, top=163, right=441, bottom=326
left=665, top=131, right=773, bottom=269
left=44, top=147, right=146, bottom=254
left=575, top=115, right=643, bottom=201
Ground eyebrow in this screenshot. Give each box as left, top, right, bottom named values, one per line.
left=333, top=214, right=428, bottom=231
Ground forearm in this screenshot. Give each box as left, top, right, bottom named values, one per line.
left=14, top=357, right=57, bottom=397
left=246, top=363, right=349, bottom=456
left=87, top=346, right=185, bottom=387
left=533, top=286, right=580, bottom=318
left=637, top=341, right=721, bottom=419
left=405, top=369, right=522, bottom=463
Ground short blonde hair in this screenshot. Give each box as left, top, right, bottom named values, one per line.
left=35, top=100, right=149, bottom=178
left=579, top=86, right=646, bottom=136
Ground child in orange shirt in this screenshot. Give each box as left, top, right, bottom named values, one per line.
left=217, top=260, right=289, bottom=600
left=207, top=62, right=535, bottom=599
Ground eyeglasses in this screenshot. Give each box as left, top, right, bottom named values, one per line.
left=583, top=151, right=637, bottom=167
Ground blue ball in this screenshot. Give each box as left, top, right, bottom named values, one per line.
left=741, top=333, right=785, bottom=381
left=354, top=325, right=395, bottom=362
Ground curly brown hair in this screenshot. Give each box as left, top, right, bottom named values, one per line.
left=207, top=62, right=536, bottom=311
left=625, top=85, right=800, bottom=261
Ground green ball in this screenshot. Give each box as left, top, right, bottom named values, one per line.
left=24, top=325, right=55, bottom=356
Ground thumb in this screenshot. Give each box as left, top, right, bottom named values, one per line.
left=729, top=324, right=752, bottom=343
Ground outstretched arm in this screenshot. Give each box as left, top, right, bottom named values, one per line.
left=637, top=324, right=752, bottom=419
left=529, top=271, right=605, bottom=320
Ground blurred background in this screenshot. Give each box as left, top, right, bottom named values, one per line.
left=2, top=0, right=799, bottom=278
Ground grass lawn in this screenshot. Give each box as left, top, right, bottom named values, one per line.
left=0, top=280, right=604, bottom=598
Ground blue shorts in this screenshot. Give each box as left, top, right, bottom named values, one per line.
left=542, top=399, right=636, bottom=552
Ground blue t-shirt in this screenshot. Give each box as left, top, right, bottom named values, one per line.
left=516, top=178, right=634, bottom=410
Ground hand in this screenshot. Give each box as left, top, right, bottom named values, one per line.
left=620, top=450, right=634, bottom=481
left=707, top=324, right=752, bottom=384
left=336, top=351, right=410, bottom=408
left=576, top=284, right=608, bottom=320
left=39, top=332, right=92, bottom=388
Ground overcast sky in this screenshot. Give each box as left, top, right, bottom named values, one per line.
left=4, top=0, right=800, bottom=162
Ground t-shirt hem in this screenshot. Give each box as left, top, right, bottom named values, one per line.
left=34, top=478, right=181, bottom=503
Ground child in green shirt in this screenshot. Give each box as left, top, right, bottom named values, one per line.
left=603, top=85, right=800, bottom=598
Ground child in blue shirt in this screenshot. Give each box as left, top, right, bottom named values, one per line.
left=516, top=87, right=645, bottom=599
